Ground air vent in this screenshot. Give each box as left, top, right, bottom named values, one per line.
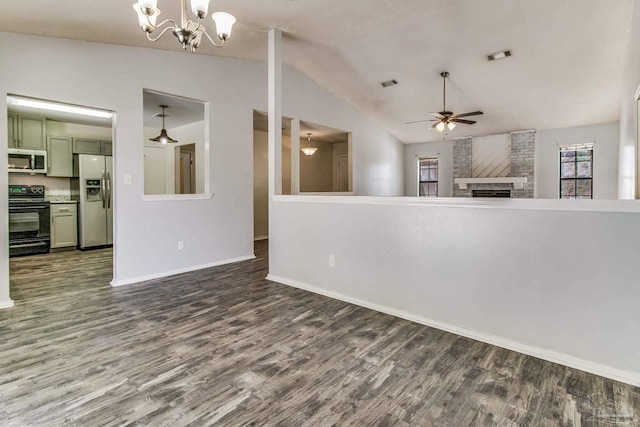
left=381, top=79, right=398, bottom=88
left=487, top=50, right=512, bottom=61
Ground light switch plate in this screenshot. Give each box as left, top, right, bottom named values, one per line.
left=124, top=174, right=132, bottom=185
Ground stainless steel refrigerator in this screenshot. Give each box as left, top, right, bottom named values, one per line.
left=72, top=154, right=113, bottom=249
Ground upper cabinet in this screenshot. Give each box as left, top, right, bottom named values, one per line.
left=47, top=136, right=73, bottom=177
left=7, top=114, right=46, bottom=150
left=101, top=141, right=112, bottom=155
left=72, top=138, right=112, bottom=155
left=7, top=114, right=16, bottom=148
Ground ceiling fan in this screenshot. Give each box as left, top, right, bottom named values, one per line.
left=406, top=71, right=483, bottom=132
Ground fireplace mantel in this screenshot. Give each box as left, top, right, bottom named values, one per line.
left=454, top=177, right=528, bottom=190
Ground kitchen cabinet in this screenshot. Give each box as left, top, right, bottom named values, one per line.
left=7, top=114, right=16, bottom=148
left=101, top=141, right=112, bottom=155
left=47, top=136, right=73, bottom=177
left=50, top=203, right=77, bottom=250
left=72, top=138, right=112, bottom=155
left=7, top=113, right=46, bottom=149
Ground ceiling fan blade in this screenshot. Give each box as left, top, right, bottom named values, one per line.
left=452, top=111, right=483, bottom=119
left=405, top=119, right=438, bottom=124
left=429, top=112, right=444, bottom=118
left=451, top=118, right=477, bottom=125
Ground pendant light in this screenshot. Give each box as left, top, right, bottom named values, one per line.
left=149, top=105, right=178, bottom=144
left=301, top=132, right=318, bottom=156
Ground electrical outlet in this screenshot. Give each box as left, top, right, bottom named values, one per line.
left=178, top=240, right=184, bottom=251
left=329, top=254, right=336, bottom=268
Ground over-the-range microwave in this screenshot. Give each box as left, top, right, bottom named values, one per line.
left=8, top=148, right=47, bottom=174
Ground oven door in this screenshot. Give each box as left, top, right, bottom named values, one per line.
left=9, top=203, right=51, bottom=256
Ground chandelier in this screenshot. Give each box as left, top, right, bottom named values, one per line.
left=132, top=0, right=236, bottom=53
left=301, top=133, right=318, bottom=156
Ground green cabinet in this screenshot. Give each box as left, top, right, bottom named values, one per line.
left=7, top=114, right=16, bottom=148
left=7, top=114, right=46, bottom=149
left=101, top=141, right=112, bottom=155
left=72, top=138, right=112, bottom=155
left=50, top=203, right=78, bottom=250
left=47, top=136, right=73, bottom=177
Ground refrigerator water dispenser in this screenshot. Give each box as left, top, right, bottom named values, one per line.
left=85, top=179, right=102, bottom=201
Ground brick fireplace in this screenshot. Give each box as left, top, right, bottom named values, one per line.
left=452, top=130, right=535, bottom=198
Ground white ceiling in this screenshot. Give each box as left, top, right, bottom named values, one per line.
left=0, top=0, right=634, bottom=143
left=143, top=90, right=205, bottom=128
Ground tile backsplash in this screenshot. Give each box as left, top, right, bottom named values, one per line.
left=8, top=174, right=71, bottom=199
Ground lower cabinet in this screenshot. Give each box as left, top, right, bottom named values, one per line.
left=51, top=203, right=77, bottom=250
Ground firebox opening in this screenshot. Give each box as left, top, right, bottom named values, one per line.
left=472, top=190, right=511, bottom=198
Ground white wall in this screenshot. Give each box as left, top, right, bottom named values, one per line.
left=619, top=0, right=640, bottom=199
left=269, top=196, right=640, bottom=386
left=253, top=130, right=292, bottom=239
left=253, top=130, right=269, bottom=239
left=0, top=33, right=262, bottom=288
left=404, top=140, right=453, bottom=197
left=405, top=123, right=619, bottom=199
left=282, top=68, right=404, bottom=197
left=537, top=122, right=619, bottom=199
left=0, top=31, right=403, bottom=301
left=300, top=139, right=334, bottom=192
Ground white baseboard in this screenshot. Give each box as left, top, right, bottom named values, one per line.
left=0, top=299, right=15, bottom=309
left=254, top=235, right=269, bottom=241
left=111, top=255, right=256, bottom=287
left=266, top=274, right=640, bottom=388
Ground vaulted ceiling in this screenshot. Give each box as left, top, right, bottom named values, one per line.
left=0, top=0, right=634, bottom=143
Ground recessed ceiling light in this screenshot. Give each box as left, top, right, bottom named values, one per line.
left=381, top=79, right=398, bottom=88
left=487, top=50, right=512, bottom=61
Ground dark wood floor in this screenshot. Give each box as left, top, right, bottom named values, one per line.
left=3, top=242, right=639, bottom=426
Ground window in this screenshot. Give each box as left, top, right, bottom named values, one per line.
left=560, top=144, right=593, bottom=199
left=418, top=157, right=438, bottom=197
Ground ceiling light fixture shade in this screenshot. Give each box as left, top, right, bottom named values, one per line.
left=190, top=0, right=209, bottom=18
left=301, top=133, right=318, bottom=156
left=447, top=121, right=456, bottom=131
left=436, top=122, right=446, bottom=132
left=212, top=12, right=236, bottom=40
left=133, top=4, right=160, bottom=32
left=149, top=105, right=178, bottom=145
left=138, top=0, right=158, bottom=15
left=132, top=0, right=235, bottom=53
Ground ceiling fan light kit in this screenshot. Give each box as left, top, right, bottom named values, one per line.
left=404, top=71, right=483, bottom=134
left=132, top=0, right=236, bottom=53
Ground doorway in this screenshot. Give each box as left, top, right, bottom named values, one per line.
left=177, top=143, right=196, bottom=194
left=6, top=94, right=116, bottom=299
left=336, top=154, right=349, bottom=192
